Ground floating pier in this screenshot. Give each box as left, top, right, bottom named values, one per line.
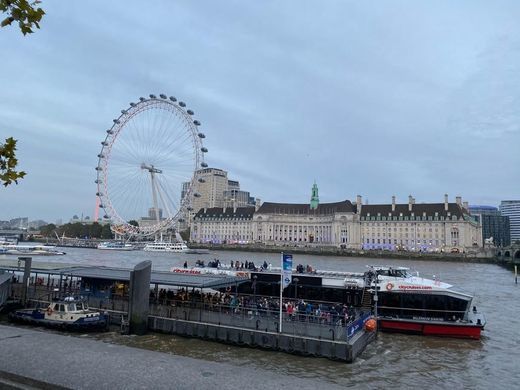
left=1, top=258, right=376, bottom=362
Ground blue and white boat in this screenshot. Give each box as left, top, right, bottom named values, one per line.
left=9, top=296, right=108, bottom=331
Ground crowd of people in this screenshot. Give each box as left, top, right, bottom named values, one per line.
left=184, top=258, right=318, bottom=274
left=149, top=288, right=360, bottom=327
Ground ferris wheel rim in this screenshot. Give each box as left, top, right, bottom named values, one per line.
left=95, top=94, right=207, bottom=236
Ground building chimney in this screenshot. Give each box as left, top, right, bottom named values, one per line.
left=408, top=195, right=413, bottom=211
left=444, top=194, right=448, bottom=211
left=463, top=201, right=468, bottom=210
left=392, top=196, right=396, bottom=212
left=356, top=195, right=362, bottom=213
left=412, top=197, right=416, bottom=204
left=456, top=196, right=462, bottom=206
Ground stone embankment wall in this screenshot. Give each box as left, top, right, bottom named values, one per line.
left=190, top=243, right=506, bottom=264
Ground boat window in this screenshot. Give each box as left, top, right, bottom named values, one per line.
left=59, top=304, right=65, bottom=312
left=53, top=303, right=60, bottom=311
left=76, top=302, right=83, bottom=310
left=68, top=304, right=76, bottom=311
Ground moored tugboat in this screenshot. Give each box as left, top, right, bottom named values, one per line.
left=9, top=296, right=108, bottom=331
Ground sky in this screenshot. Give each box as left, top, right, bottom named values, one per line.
left=1, top=0, right=519, bottom=222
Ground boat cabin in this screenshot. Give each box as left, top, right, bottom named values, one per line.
left=48, top=297, right=89, bottom=314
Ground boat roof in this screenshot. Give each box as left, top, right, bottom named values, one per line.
left=368, top=266, right=410, bottom=271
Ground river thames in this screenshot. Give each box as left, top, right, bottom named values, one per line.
left=4, top=247, right=520, bottom=388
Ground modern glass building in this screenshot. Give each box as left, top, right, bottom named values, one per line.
left=500, top=200, right=520, bottom=244
left=468, top=205, right=499, bottom=216
left=469, top=205, right=509, bottom=247
left=480, top=214, right=510, bottom=247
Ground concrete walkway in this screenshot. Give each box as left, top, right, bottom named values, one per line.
left=0, top=325, right=344, bottom=390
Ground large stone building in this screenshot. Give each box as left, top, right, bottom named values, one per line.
left=190, top=206, right=255, bottom=244
left=189, top=184, right=482, bottom=252
left=181, top=168, right=257, bottom=228
left=360, top=195, right=482, bottom=252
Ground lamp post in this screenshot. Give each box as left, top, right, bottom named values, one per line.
left=253, top=275, right=258, bottom=302
left=374, top=270, right=379, bottom=336
left=293, top=277, right=299, bottom=299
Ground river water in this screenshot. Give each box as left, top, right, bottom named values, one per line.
left=5, top=247, right=520, bottom=388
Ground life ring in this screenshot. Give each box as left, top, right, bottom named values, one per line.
left=46, top=307, right=53, bottom=315
left=386, top=282, right=394, bottom=291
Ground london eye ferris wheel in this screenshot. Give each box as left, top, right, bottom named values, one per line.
left=95, top=94, right=207, bottom=237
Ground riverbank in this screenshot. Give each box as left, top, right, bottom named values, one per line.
left=190, top=243, right=511, bottom=264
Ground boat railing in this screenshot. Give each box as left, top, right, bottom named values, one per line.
left=377, top=305, right=470, bottom=321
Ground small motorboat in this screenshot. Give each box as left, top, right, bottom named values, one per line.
left=9, top=296, right=108, bottom=331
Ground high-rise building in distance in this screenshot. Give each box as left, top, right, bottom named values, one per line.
left=500, top=200, right=520, bottom=243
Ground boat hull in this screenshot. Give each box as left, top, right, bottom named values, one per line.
left=378, top=318, right=482, bottom=340
left=97, top=247, right=135, bottom=251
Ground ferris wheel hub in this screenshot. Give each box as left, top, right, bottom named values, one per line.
left=140, top=163, right=162, bottom=174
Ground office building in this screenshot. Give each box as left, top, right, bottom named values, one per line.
left=500, top=200, right=520, bottom=243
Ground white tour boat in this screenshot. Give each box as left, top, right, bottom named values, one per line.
left=97, top=241, right=136, bottom=251
left=0, top=244, right=66, bottom=256
left=143, top=241, right=189, bottom=253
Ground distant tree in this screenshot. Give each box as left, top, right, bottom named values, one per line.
left=0, top=0, right=45, bottom=35
left=101, top=224, right=113, bottom=239
left=89, top=222, right=102, bottom=238
left=179, top=228, right=190, bottom=242
left=65, top=222, right=85, bottom=238
left=40, top=223, right=57, bottom=237
left=0, top=137, right=26, bottom=186
left=128, top=220, right=139, bottom=227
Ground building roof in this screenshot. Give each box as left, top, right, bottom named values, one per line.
left=193, top=207, right=255, bottom=220
left=360, top=203, right=467, bottom=218
left=256, top=200, right=355, bottom=215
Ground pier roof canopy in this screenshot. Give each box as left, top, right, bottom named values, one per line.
left=1, top=264, right=248, bottom=289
